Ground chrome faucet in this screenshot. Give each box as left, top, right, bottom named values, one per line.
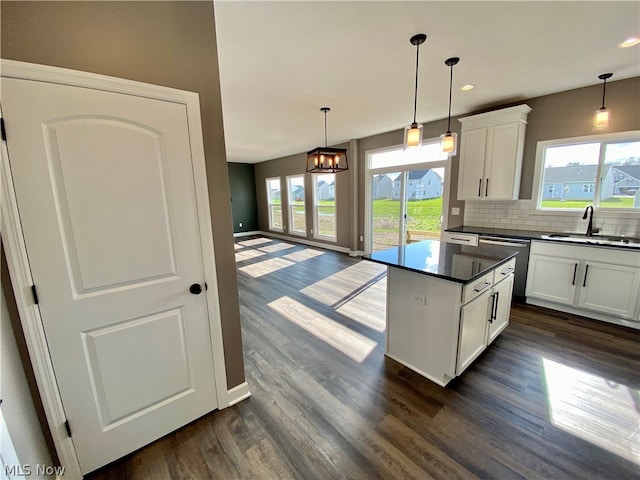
left=582, top=205, right=599, bottom=236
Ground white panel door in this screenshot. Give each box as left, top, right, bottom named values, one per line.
left=578, top=261, right=640, bottom=318
left=526, top=254, right=579, bottom=305
left=484, top=122, right=520, bottom=199
left=2, top=78, right=218, bottom=473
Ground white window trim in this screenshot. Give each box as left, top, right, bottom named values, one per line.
left=286, top=174, right=306, bottom=237
left=265, top=177, right=284, bottom=232
left=312, top=174, right=337, bottom=242
left=530, top=130, right=640, bottom=217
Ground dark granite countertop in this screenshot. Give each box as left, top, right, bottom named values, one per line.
left=445, top=226, right=640, bottom=250
left=365, top=240, right=517, bottom=284
left=445, top=226, right=546, bottom=240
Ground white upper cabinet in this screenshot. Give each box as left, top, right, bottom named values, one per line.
left=457, top=104, right=531, bottom=200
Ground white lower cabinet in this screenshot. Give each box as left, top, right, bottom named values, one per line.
left=527, top=241, right=640, bottom=324
left=456, top=270, right=514, bottom=375
left=385, top=261, right=515, bottom=386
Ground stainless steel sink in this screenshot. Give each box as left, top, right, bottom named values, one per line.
left=541, top=233, right=640, bottom=248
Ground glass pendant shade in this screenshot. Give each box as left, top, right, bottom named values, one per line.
left=593, top=108, right=610, bottom=130
left=441, top=132, right=458, bottom=156
left=404, top=123, right=423, bottom=149
left=593, top=73, right=612, bottom=131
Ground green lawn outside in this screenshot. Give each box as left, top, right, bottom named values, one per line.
left=372, top=198, right=443, bottom=232
left=541, top=196, right=635, bottom=209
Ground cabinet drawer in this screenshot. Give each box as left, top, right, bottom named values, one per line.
left=442, top=232, right=478, bottom=246
left=494, top=258, right=516, bottom=284
left=462, top=271, right=493, bottom=305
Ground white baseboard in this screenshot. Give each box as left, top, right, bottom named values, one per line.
left=225, top=382, right=251, bottom=407
left=526, top=298, right=640, bottom=330
left=259, top=231, right=352, bottom=254
left=233, top=230, right=260, bottom=237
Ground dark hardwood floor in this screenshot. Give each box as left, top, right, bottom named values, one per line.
left=87, top=235, right=640, bottom=479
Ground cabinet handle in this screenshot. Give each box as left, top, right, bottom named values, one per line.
left=500, top=267, right=515, bottom=276
left=489, top=293, right=496, bottom=323
left=571, top=263, right=578, bottom=286
left=474, top=281, right=491, bottom=293
left=485, top=178, right=489, bottom=197
left=583, top=264, right=589, bottom=287
left=493, top=291, right=500, bottom=321
left=478, top=178, right=482, bottom=197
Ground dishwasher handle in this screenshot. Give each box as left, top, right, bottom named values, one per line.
left=478, top=238, right=530, bottom=248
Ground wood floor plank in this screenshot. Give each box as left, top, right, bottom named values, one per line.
left=86, top=236, right=640, bottom=480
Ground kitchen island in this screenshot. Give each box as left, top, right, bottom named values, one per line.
left=366, top=240, right=517, bottom=386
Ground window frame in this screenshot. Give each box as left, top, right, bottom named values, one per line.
left=531, top=130, right=640, bottom=216
left=265, top=176, right=284, bottom=232
left=286, top=174, right=306, bottom=236
left=312, top=173, right=337, bottom=242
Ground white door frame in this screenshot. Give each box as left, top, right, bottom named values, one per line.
left=0, top=60, right=241, bottom=478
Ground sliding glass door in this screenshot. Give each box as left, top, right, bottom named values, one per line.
left=367, top=141, right=448, bottom=253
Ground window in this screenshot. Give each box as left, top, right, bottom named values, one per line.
left=534, top=131, right=640, bottom=211
left=266, top=177, right=283, bottom=231
left=313, top=173, right=336, bottom=240
left=287, top=175, right=306, bottom=236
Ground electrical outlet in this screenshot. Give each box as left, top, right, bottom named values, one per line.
left=239, top=222, right=243, bottom=227
left=311, top=229, right=313, bottom=234
left=451, top=207, right=460, bottom=215
left=411, top=292, right=426, bottom=305
left=360, top=235, right=364, bottom=242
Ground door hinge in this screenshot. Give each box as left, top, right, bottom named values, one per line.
left=31, top=285, right=39, bottom=305
left=1, top=118, right=6, bottom=142
left=64, top=420, right=72, bottom=437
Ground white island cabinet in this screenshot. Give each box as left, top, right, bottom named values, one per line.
left=366, top=241, right=516, bottom=387
left=527, top=240, right=640, bottom=328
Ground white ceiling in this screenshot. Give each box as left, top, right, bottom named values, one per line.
left=213, top=1, right=640, bottom=164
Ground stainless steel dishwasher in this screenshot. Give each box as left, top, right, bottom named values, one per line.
left=478, top=236, right=530, bottom=302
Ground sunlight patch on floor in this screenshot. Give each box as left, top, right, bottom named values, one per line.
left=300, top=262, right=387, bottom=306
left=258, top=242, right=296, bottom=253
left=542, top=358, right=640, bottom=465
left=268, top=296, right=377, bottom=363
left=235, top=249, right=267, bottom=261
left=283, top=249, right=325, bottom=262
left=237, top=257, right=294, bottom=278
left=238, top=237, right=273, bottom=247
left=335, top=275, right=387, bottom=332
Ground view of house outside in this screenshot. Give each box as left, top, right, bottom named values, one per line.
left=539, top=140, right=639, bottom=210
left=287, top=175, right=306, bottom=235
left=314, top=173, right=336, bottom=239
left=266, top=177, right=283, bottom=230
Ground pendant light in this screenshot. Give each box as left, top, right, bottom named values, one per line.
left=306, top=107, right=348, bottom=173
left=593, top=72, right=612, bottom=130
left=404, top=33, right=427, bottom=150
left=441, top=57, right=460, bottom=156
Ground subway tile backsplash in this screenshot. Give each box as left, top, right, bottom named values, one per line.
left=463, top=200, right=640, bottom=238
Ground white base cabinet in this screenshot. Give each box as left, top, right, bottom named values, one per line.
left=386, top=258, right=516, bottom=386
left=526, top=241, right=640, bottom=326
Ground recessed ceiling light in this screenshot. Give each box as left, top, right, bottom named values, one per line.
left=460, top=84, right=475, bottom=91
left=618, top=37, right=640, bottom=48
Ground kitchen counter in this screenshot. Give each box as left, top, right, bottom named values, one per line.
left=446, top=226, right=640, bottom=250
left=365, top=239, right=518, bottom=284
left=365, top=240, right=517, bottom=386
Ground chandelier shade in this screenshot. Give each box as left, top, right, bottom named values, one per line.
left=306, top=107, right=348, bottom=173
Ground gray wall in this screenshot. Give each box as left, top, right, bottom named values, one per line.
left=1, top=1, right=245, bottom=390
left=229, top=163, right=259, bottom=233
left=519, top=76, right=640, bottom=199
left=254, top=77, right=640, bottom=248
left=254, top=141, right=355, bottom=248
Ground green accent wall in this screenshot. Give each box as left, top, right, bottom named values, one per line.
left=228, top=163, right=259, bottom=233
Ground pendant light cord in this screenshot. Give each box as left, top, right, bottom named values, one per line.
left=447, top=63, right=454, bottom=132
left=324, top=109, right=328, bottom=147
left=601, top=78, right=607, bottom=109
left=413, top=43, right=420, bottom=124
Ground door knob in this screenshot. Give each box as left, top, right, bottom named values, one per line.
left=189, top=283, right=202, bottom=295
